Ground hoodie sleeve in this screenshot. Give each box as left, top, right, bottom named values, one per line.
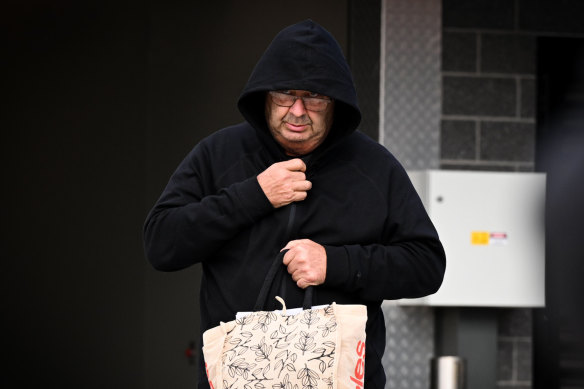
left=322, top=161, right=446, bottom=301
left=143, top=141, right=274, bottom=271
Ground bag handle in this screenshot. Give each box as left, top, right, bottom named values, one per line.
left=253, top=249, right=313, bottom=311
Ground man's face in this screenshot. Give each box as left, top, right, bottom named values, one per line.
left=265, top=90, right=334, bottom=156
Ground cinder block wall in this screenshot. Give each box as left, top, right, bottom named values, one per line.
left=441, top=1, right=536, bottom=172
left=441, top=1, right=584, bottom=388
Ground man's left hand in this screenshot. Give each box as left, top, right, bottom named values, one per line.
left=282, top=239, right=327, bottom=289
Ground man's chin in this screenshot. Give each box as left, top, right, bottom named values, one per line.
left=279, top=138, right=320, bottom=156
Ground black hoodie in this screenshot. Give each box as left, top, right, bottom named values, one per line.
left=144, top=20, right=445, bottom=388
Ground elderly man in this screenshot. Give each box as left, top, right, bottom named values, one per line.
left=144, top=19, right=445, bottom=388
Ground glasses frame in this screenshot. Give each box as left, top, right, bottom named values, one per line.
left=268, top=91, right=333, bottom=112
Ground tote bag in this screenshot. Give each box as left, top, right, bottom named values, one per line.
left=202, top=251, right=368, bottom=389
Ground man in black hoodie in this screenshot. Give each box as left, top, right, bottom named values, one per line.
left=144, top=20, right=445, bottom=388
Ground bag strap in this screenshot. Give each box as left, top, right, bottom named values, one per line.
left=253, top=249, right=314, bottom=311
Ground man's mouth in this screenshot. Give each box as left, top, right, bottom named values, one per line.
left=284, top=119, right=311, bottom=132
left=285, top=121, right=310, bottom=132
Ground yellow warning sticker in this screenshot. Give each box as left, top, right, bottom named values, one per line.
left=471, top=231, right=490, bottom=245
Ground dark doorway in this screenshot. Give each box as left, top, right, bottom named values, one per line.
left=534, top=37, right=584, bottom=389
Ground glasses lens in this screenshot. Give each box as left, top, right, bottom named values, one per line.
left=270, top=92, right=294, bottom=107
left=269, top=91, right=330, bottom=111
left=303, top=98, right=327, bottom=111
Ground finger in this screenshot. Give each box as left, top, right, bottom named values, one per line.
left=291, top=191, right=308, bottom=202
left=288, top=171, right=307, bottom=181
left=297, top=279, right=309, bottom=289
left=288, top=265, right=302, bottom=281
left=282, top=249, right=294, bottom=266
left=291, top=180, right=312, bottom=191
left=282, top=240, right=300, bottom=251
left=282, top=158, right=306, bottom=172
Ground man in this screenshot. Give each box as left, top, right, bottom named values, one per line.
left=144, top=20, right=445, bottom=388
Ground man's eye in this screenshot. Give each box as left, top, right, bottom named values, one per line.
left=308, top=92, right=319, bottom=98
left=281, top=90, right=293, bottom=95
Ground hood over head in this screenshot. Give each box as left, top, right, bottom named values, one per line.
left=238, top=20, right=361, bottom=152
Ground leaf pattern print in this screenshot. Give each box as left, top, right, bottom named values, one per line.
left=308, top=341, right=336, bottom=373
left=300, top=309, right=320, bottom=328
left=270, top=324, right=298, bottom=349
left=253, top=312, right=278, bottom=333
left=273, top=350, right=298, bottom=378
left=223, top=331, right=254, bottom=362
left=218, top=303, right=347, bottom=389
left=249, top=364, right=272, bottom=385
left=298, top=364, right=319, bottom=389
left=323, top=306, right=334, bottom=317
left=284, top=314, right=299, bottom=326
left=236, top=315, right=254, bottom=330
left=223, top=378, right=238, bottom=389
left=272, top=373, right=299, bottom=389
left=251, top=336, right=273, bottom=362
left=227, top=358, right=257, bottom=380
left=294, top=331, right=317, bottom=355
left=317, top=317, right=337, bottom=337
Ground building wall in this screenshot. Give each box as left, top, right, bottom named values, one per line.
left=380, top=0, right=442, bottom=170
left=441, top=1, right=584, bottom=388
left=379, top=1, right=442, bottom=389
left=441, top=0, right=536, bottom=172
left=380, top=1, right=584, bottom=388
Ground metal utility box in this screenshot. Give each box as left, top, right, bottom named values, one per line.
left=401, top=170, right=546, bottom=307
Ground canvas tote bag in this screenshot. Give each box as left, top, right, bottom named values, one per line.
left=202, top=251, right=368, bottom=389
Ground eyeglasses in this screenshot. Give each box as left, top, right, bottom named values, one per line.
left=269, top=91, right=332, bottom=112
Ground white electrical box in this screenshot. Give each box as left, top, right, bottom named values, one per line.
left=400, top=170, right=546, bottom=307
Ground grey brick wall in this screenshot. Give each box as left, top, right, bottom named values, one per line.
left=497, top=309, right=533, bottom=389
left=441, top=1, right=584, bottom=388
left=441, top=6, right=536, bottom=171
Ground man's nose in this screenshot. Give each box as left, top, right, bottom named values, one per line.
left=289, top=97, right=308, bottom=116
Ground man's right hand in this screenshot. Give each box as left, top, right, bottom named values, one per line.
left=257, top=159, right=312, bottom=208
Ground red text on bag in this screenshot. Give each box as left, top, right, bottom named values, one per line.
left=350, top=340, right=366, bottom=387
left=205, top=363, right=215, bottom=389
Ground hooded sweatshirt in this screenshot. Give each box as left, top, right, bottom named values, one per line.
left=144, top=20, right=445, bottom=388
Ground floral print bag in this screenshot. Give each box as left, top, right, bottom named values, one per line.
left=202, top=251, right=367, bottom=389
